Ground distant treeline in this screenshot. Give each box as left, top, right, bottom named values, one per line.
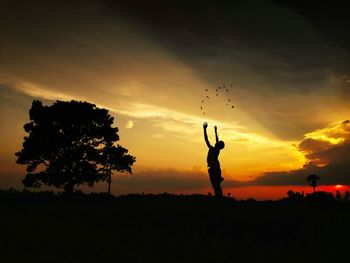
left=1, top=188, right=349, bottom=205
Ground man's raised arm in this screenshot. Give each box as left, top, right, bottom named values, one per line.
left=203, top=122, right=212, bottom=148
left=214, top=125, right=219, bottom=143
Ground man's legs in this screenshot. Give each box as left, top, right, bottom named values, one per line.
left=208, top=167, right=223, bottom=198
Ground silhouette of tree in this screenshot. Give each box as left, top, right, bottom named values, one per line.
left=15, top=100, right=135, bottom=194
left=287, top=190, right=295, bottom=198
left=101, top=143, right=136, bottom=194
left=335, top=190, right=342, bottom=201
left=306, top=174, right=320, bottom=193
left=286, top=190, right=304, bottom=201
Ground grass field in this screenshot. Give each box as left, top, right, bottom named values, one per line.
left=1, top=192, right=350, bottom=263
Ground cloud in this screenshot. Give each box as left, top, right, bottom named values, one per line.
left=306, top=142, right=350, bottom=166
left=108, top=0, right=350, bottom=140
left=1, top=0, right=349, bottom=142
left=106, top=119, right=350, bottom=190
left=111, top=167, right=245, bottom=194
left=343, top=75, right=350, bottom=84
left=10, top=80, right=283, bottom=148
left=152, top=134, right=164, bottom=139
left=254, top=162, right=350, bottom=186
left=2, top=0, right=349, bottom=187
left=298, top=120, right=350, bottom=166
left=250, top=120, right=350, bottom=186
left=298, top=138, right=332, bottom=154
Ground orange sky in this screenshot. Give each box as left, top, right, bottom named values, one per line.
left=1, top=0, right=350, bottom=199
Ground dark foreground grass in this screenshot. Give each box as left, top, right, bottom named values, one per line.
left=1, top=193, right=350, bottom=263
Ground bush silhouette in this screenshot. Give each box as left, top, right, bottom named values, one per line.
left=15, top=100, right=135, bottom=194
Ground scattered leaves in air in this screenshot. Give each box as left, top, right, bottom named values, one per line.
left=200, top=83, right=236, bottom=115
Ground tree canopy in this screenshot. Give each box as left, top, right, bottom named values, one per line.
left=15, top=100, right=135, bottom=194
left=307, top=174, right=320, bottom=193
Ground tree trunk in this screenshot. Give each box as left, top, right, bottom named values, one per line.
left=107, top=166, right=112, bottom=195
left=64, top=181, right=74, bottom=196
left=107, top=176, right=111, bottom=195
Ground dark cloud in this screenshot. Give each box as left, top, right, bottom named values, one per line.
left=298, top=120, right=350, bottom=165
left=306, top=142, right=350, bottom=166
left=1, top=0, right=349, bottom=140
left=339, top=76, right=350, bottom=102
left=0, top=166, right=244, bottom=193
left=112, top=168, right=244, bottom=193
left=251, top=120, right=350, bottom=186
left=111, top=0, right=350, bottom=81
left=107, top=0, right=350, bottom=140
left=275, top=0, right=350, bottom=51
left=298, top=138, right=332, bottom=154
left=254, top=161, right=350, bottom=186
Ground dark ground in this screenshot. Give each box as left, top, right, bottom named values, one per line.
left=1, top=191, right=350, bottom=263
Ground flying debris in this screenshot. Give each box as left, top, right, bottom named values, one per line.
left=200, top=83, right=235, bottom=115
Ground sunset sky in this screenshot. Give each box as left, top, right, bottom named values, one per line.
left=1, top=0, right=349, bottom=199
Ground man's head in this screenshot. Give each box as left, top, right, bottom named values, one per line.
left=215, top=140, right=225, bottom=150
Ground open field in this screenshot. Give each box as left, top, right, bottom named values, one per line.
left=1, top=192, right=350, bottom=263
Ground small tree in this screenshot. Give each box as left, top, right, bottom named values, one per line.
left=15, top=100, right=135, bottom=194
left=102, top=143, right=136, bottom=194
left=306, top=174, right=320, bottom=193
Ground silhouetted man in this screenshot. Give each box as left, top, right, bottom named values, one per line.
left=203, top=122, right=225, bottom=198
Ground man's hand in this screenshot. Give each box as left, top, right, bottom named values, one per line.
left=203, top=122, right=208, bottom=129
left=214, top=125, right=217, bottom=131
